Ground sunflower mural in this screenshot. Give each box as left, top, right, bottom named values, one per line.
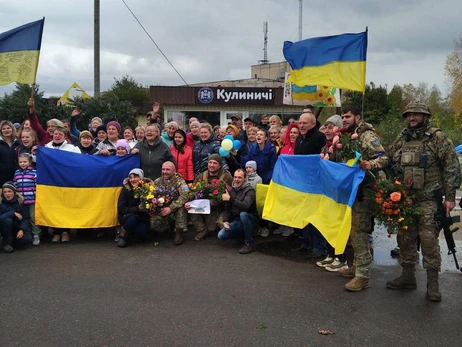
left=283, top=72, right=341, bottom=107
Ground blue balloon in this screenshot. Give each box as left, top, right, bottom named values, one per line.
left=223, top=135, right=234, bottom=141
left=232, top=140, right=242, bottom=150
left=219, top=147, right=230, bottom=157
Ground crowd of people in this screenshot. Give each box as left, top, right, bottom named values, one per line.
left=0, top=98, right=460, bottom=302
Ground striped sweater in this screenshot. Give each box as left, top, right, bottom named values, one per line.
left=13, top=167, right=37, bottom=205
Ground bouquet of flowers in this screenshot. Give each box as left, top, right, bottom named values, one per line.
left=151, top=184, right=179, bottom=213
left=133, top=181, right=156, bottom=214
left=191, top=178, right=230, bottom=201
left=335, top=127, right=360, bottom=163
left=364, top=178, right=420, bottom=236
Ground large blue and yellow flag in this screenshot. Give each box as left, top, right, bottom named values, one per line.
left=35, top=147, right=139, bottom=228
left=283, top=30, right=368, bottom=92
left=262, top=155, right=365, bottom=254
left=0, top=18, right=45, bottom=86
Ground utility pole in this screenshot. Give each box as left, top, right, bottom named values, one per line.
left=299, top=0, right=303, bottom=41
left=94, top=0, right=100, bottom=97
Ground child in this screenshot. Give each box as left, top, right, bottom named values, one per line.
left=245, top=161, right=262, bottom=190
left=116, top=139, right=131, bottom=156
left=0, top=181, right=31, bottom=253
left=13, top=153, right=40, bottom=245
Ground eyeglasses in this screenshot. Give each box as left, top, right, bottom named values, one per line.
left=145, top=130, right=157, bottom=133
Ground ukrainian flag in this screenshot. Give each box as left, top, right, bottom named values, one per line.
left=283, top=30, right=368, bottom=92
left=262, top=155, right=364, bottom=254
left=0, top=18, right=45, bottom=86
left=35, top=147, right=139, bottom=228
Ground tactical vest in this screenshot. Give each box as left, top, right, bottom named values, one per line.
left=396, top=127, right=443, bottom=199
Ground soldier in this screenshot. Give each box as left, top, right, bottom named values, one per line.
left=185, top=154, right=233, bottom=241
left=339, top=105, right=389, bottom=292
left=386, top=102, right=461, bottom=301
left=150, top=162, right=189, bottom=245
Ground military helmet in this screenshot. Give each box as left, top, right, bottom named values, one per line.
left=402, top=101, right=432, bottom=118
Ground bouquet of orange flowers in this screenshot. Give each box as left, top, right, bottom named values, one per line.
left=364, top=178, right=420, bottom=236
left=191, top=178, right=230, bottom=201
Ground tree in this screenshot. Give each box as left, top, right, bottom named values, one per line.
left=105, top=75, right=150, bottom=102
left=445, top=38, right=462, bottom=114
left=71, top=94, right=138, bottom=130
left=0, top=83, right=63, bottom=125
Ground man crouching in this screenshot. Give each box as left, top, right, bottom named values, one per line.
left=150, top=161, right=189, bottom=245
left=218, top=169, right=258, bottom=254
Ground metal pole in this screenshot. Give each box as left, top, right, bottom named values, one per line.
left=94, top=0, right=100, bottom=97
left=299, top=0, right=303, bottom=41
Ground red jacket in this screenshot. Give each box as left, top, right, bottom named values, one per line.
left=29, top=111, right=71, bottom=146
left=170, top=145, right=194, bottom=182
left=186, top=133, right=199, bottom=149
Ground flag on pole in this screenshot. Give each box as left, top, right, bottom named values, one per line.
left=0, top=18, right=45, bottom=86
left=283, top=30, right=368, bottom=92
left=57, top=82, right=91, bottom=105
left=35, top=147, right=140, bottom=228
left=262, top=155, right=365, bottom=254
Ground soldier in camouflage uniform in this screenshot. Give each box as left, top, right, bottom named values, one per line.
left=150, top=161, right=189, bottom=245
left=185, top=154, right=233, bottom=241
left=339, top=105, right=389, bottom=292
left=386, top=102, right=461, bottom=301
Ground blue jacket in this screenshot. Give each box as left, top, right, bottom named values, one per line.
left=0, top=193, right=29, bottom=231
left=192, top=135, right=228, bottom=176
left=245, top=142, right=277, bottom=184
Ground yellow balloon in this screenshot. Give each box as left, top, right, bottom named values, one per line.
left=221, top=139, right=233, bottom=151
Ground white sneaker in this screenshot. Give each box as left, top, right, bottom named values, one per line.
left=325, top=258, right=348, bottom=272
left=281, top=227, right=294, bottom=237
left=316, top=256, right=334, bottom=267
left=32, top=235, right=40, bottom=246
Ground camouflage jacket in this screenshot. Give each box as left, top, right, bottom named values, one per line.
left=354, top=121, right=388, bottom=172
left=389, top=123, right=461, bottom=201
left=153, top=173, right=189, bottom=213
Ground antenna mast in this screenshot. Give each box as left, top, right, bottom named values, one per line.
left=299, top=0, right=303, bottom=41
left=259, top=21, right=269, bottom=64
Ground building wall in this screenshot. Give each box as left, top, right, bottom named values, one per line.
left=250, top=61, right=291, bottom=80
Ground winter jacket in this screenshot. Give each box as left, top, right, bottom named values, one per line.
left=134, top=137, right=175, bottom=180
left=78, top=143, right=97, bottom=155
left=29, top=111, right=52, bottom=146
left=95, top=139, right=118, bottom=155
left=45, top=140, right=81, bottom=153
left=161, top=131, right=173, bottom=147
left=244, top=142, right=277, bottom=184
left=223, top=182, right=256, bottom=222
left=0, top=137, right=20, bottom=186
left=246, top=172, right=262, bottom=190
left=170, top=145, right=194, bottom=182
left=0, top=193, right=28, bottom=231
left=294, top=127, right=326, bottom=155
left=186, top=133, right=199, bottom=148
left=13, top=167, right=37, bottom=205
left=117, top=178, right=153, bottom=224
left=192, top=135, right=228, bottom=176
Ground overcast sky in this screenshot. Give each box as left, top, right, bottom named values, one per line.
left=1, top=0, right=461, bottom=97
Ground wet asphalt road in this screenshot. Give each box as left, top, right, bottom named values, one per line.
left=1, top=226, right=462, bottom=347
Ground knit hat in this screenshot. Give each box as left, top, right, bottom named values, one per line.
left=96, top=124, right=107, bottom=134
left=107, top=121, right=121, bottom=134
left=79, top=130, right=93, bottom=140
left=2, top=181, right=17, bottom=193
left=325, top=115, right=343, bottom=129
left=116, top=139, right=130, bottom=153
left=190, top=121, right=200, bottom=128
left=245, top=160, right=257, bottom=171
left=208, top=153, right=222, bottom=165
left=227, top=124, right=240, bottom=138
left=13, top=122, right=21, bottom=129
left=129, top=168, right=144, bottom=180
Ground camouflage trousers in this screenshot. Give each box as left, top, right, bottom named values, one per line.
left=150, top=208, right=187, bottom=233
left=191, top=208, right=223, bottom=235
left=350, top=200, right=373, bottom=279
left=398, top=200, right=441, bottom=271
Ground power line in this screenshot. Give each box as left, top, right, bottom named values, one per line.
left=120, top=0, right=189, bottom=85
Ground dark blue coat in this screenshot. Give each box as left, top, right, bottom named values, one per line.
left=244, top=142, right=277, bottom=184
left=0, top=193, right=29, bottom=231
left=192, top=135, right=227, bottom=176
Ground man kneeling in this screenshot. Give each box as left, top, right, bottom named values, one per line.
left=150, top=161, right=189, bottom=245
left=217, top=169, right=258, bottom=254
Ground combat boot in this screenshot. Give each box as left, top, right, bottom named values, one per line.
left=345, top=276, right=370, bottom=292
left=339, top=265, right=355, bottom=278
left=386, top=266, right=417, bottom=290
left=426, top=269, right=442, bottom=302
left=194, top=230, right=208, bottom=241
left=173, top=230, right=184, bottom=245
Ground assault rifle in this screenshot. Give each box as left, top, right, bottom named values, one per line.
left=434, top=189, right=461, bottom=271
